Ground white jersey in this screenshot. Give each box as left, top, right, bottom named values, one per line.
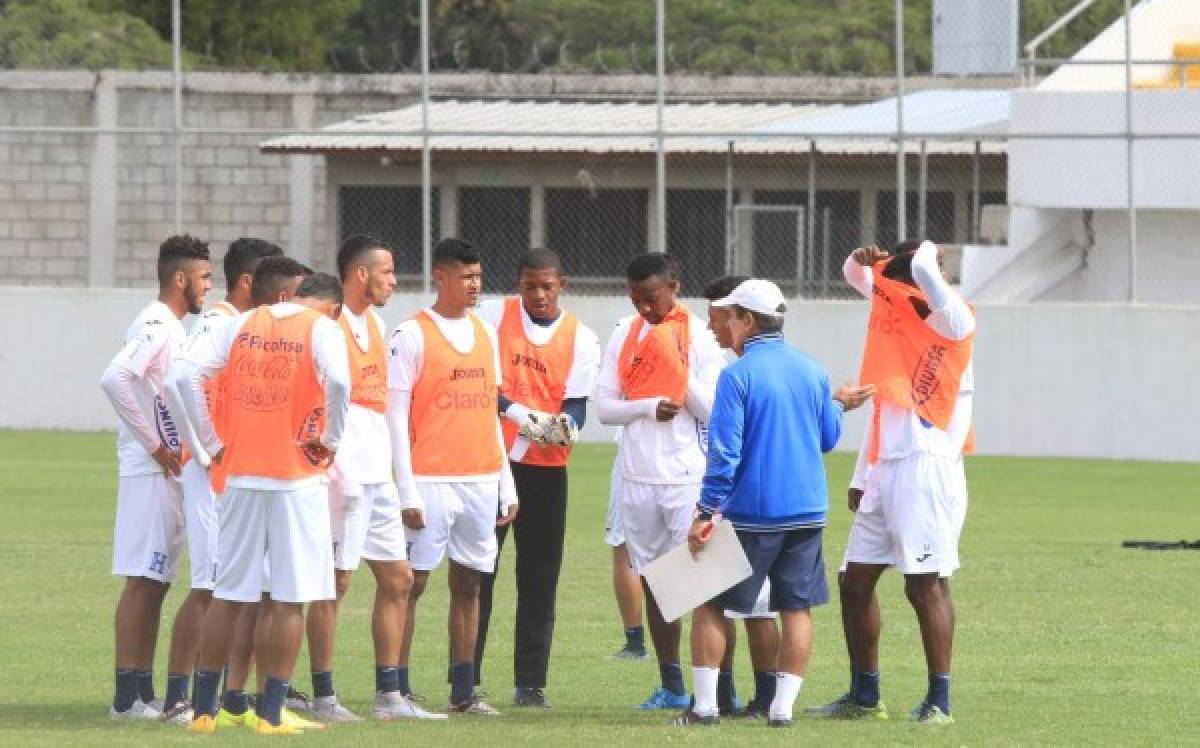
left=596, top=310, right=724, bottom=485
left=174, top=301, right=239, bottom=466
left=100, top=300, right=187, bottom=478
left=844, top=243, right=975, bottom=460
left=475, top=298, right=602, bottom=400
left=334, top=307, right=393, bottom=490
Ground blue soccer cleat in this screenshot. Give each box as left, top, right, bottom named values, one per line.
left=636, top=687, right=690, bottom=710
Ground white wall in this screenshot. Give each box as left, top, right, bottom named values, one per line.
left=3, top=287, right=1197, bottom=461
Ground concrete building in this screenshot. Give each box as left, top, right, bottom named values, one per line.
left=262, top=98, right=1006, bottom=296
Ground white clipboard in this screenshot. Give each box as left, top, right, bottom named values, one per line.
left=641, top=520, right=752, bottom=623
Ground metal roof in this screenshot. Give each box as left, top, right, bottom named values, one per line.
left=260, top=96, right=1009, bottom=158
left=763, top=89, right=1011, bottom=136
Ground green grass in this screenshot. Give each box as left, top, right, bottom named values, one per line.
left=1, top=430, right=1198, bottom=745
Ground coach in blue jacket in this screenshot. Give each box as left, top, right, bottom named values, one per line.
left=673, top=279, right=872, bottom=728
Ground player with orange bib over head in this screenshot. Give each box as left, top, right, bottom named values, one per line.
left=304, top=235, right=444, bottom=722
left=158, top=238, right=282, bottom=723
left=175, top=272, right=350, bottom=735
left=386, top=237, right=518, bottom=717
left=596, top=252, right=726, bottom=711
left=809, top=240, right=975, bottom=727
left=473, top=247, right=601, bottom=708
left=100, top=235, right=212, bottom=721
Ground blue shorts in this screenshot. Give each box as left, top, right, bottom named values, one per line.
left=712, top=527, right=829, bottom=614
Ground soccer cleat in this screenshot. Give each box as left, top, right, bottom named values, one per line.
left=805, top=691, right=853, bottom=717
left=613, top=643, right=650, bottom=660
left=186, top=714, right=217, bottom=733
left=671, top=710, right=719, bottom=726
left=254, top=718, right=304, bottom=735
left=109, top=699, right=161, bottom=721
left=636, top=687, right=691, bottom=711
left=372, top=691, right=448, bottom=720
left=282, top=708, right=327, bottom=730
left=910, top=702, right=954, bottom=725
left=767, top=717, right=792, bottom=728
left=513, top=687, right=549, bottom=708
left=311, top=695, right=363, bottom=722
left=718, top=694, right=743, bottom=717
left=736, top=699, right=770, bottom=719
left=448, top=698, right=503, bottom=716
left=160, top=699, right=194, bottom=725
left=284, top=687, right=312, bottom=713
left=215, top=708, right=251, bottom=729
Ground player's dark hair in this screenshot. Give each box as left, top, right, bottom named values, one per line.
left=224, top=237, right=283, bottom=292
left=336, top=234, right=393, bottom=281
left=626, top=252, right=674, bottom=283
left=251, top=256, right=309, bottom=305
left=702, top=275, right=749, bottom=302
left=732, top=305, right=785, bottom=334
left=432, top=237, right=481, bottom=268
left=664, top=253, right=683, bottom=282
left=296, top=272, right=344, bottom=304
left=883, top=250, right=917, bottom=285
left=157, top=234, right=210, bottom=287
left=517, top=247, right=563, bottom=276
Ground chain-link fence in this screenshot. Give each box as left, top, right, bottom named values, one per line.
left=3, top=0, right=1196, bottom=304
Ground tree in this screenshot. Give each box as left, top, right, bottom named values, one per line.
left=0, top=0, right=173, bottom=70
left=99, top=0, right=357, bottom=71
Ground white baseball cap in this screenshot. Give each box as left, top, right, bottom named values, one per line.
left=712, top=278, right=787, bottom=317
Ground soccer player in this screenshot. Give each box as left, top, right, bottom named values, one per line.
left=176, top=272, right=350, bottom=735
left=678, top=279, right=872, bottom=728
left=386, top=237, right=517, bottom=716
left=701, top=274, right=781, bottom=718
left=304, top=235, right=441, bottom=721
left=100, top=234, right=212, bottom=720
left=473, top=247, right=601, bottom=707
left=160, top=238, right=282, bottom=722
left=596, top=252, right=725, bottom=711
left=810, top=241, right=974, bottom=725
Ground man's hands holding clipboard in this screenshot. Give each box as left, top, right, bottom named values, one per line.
left=687, top=512, right=720, bottom=559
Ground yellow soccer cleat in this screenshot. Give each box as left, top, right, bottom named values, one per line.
left=215, top=707, right=251, bottom=729
left=282, top=707, right=327, bottom=730
left=186, top=714, right=217, bottom=733
left=254, top=718, right=304, bottom=735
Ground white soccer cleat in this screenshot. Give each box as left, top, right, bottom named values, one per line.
left=372, top=691, right=449, bottom=720
left=448, top=697, right=503, bottom=717
left=109, top=699, right=162, bottom=721
left=311, top=695, right=364, bottom=722
left=160, top=700, right=195, bottom=725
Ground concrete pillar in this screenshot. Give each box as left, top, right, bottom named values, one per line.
left=289, top=94, right=316, bottom=265
left=88, top=73, right=118, bottom=287
left=440, top=184, right=457, bottom=239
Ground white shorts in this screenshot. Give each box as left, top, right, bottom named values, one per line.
left=214, top=482, right=335, bottom=604
left=842, top=453, right=968, bottom=578
left=604, top=465, right=626, bottom=547
left=405, top=482, right=499, bottom=574
left=329, top=478, right=407, bottom=571
left=619, top=480, right=699, bottom=572
left=181, top=460, right=218, bottom=590
left=112, top=473, right=185, bottom=583
left=724, top=578, right=776, bottom=620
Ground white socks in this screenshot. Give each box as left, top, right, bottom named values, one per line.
left=768, top=673, right=804, bottom=721
left=691, top=667, right=720, bottom=717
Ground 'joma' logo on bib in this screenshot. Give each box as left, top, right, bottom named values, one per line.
left=510, top=353, right=547, bottom=374
left=449, top=367, right=486, bottom=381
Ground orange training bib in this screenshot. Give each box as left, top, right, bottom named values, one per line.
left=409, top=312, right=503, bottom=476
left=617, top=304, right=690, bottom=404
left=221, top=306, right=327, bottom=482
left=859, top=261, right=974, bottom=463
left=498, top=296, right=578, bottom=467
left=339, top=311, right=388, bottom=414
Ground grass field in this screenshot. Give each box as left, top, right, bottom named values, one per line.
left=1, top=430, right=1198, bottom=746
